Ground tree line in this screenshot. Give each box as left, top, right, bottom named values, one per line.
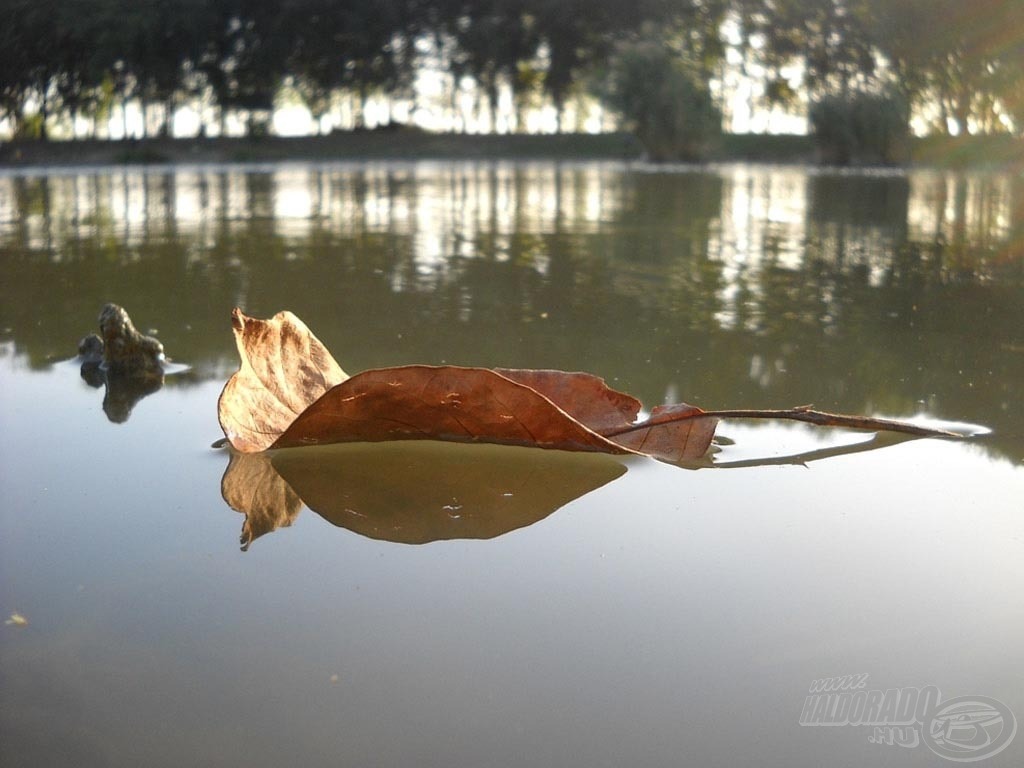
left=1, top=0, right=1020, bottom=143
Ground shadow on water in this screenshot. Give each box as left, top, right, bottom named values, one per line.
left=1, top=164, right=1021, bottom=463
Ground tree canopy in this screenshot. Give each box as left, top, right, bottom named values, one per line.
left=1, top=0, right=1020, bottom=140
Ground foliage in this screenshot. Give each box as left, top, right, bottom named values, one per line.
left=809, top=91, right=910, bottom=165
left=738, top=0, right=1023, bottom=137
left=599, top=37, right=722, bottom=161
left=866, top=0, right=1023, bottom=135
left=0, top=0, right=1019, bottom=142
left=754, top=0, right=877, bottom=103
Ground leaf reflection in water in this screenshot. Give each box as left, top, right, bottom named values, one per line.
left=221, top=450, right=303, bottom=550
left=219, top=427, right=959, bottom=550
left=221, top=441, right=628, bottom=549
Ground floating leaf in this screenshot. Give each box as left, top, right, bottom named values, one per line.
left=218, top=309, right=347, bottom=452
left=493, top=368, right=643, bottom=432
left=217, top=309, right=961, bottom=462
left=267, top=364, right=720, bottom=462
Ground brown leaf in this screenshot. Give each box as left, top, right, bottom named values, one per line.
left=495, top=368, right=642, bottom=432
left=218, top=309, right=348, bottom=452
left=495, top=370, right=718, bottom=462
left=606, top=404, right=720, bottom=464
left=263, top=365, right=718, bottom=462
left=218, top=309, right=719, bottom=462
left=215, top=306, right=965, bottom=459
left=271, top=365, right=629, bottom=453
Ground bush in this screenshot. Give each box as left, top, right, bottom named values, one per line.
left=12, top=112, right=44, bottom=140
left=600, top=40, right=722, bottom=162
left=810, top=92, right=910, bottom=166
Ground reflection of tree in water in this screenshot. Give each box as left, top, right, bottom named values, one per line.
left=0, top=165, right=1020, bottom=462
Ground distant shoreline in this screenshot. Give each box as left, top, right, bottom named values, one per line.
left=1, top=130, right=1020, bottom=171
left=0, top=132, right=646, bottom=168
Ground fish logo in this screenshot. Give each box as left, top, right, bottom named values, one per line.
left=923, top=695, right=1017, bottom=762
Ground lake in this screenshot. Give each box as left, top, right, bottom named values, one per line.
left=1, top=161, right=1022, bottom=767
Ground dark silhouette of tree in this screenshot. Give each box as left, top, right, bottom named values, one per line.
left=439, top=0, right=539, bottom=132
left=0, top=0, right=1019, bottom=139
left=866, top=0, right=1023, bottom=135
left=3, top=0, right=85, bottom=139
left=738, top=0, right=877, bottom=105
left=599, top=31, right=722, bottom=161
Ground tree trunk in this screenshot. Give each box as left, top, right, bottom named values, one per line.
left=953, top=90, right=971, bottom=137
left=355, top=86, right=367, bottom=130
left=449, top=78, right=462, bottom=133
left=162, top=96, right=175, bottom=138
left=486, top=81, right=499, bottom=133
left=38, top=88, right=49, bottom=141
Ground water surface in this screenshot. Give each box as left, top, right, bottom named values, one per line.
left=1, top=162, right=1022, bottom=767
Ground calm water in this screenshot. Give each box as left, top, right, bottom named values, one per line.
left=1, top=162, right=1022, bottom=767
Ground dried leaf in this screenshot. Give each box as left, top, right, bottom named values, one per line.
left=495, top=370, right=718, bottom=461
left=218, top=309, right=959, bottom=463
left=217, top=309, right=718, bottom=461
left=264, top=365, right=718, bottom=462
left=218, top=309, right=347, bottom=452
left=606, top=403, right=719, bottom=463
left=273, top=365, right=624, bottom=451
left=213, top=308, right=719, bottom=461
left=494, top=368, right=642, bottom=432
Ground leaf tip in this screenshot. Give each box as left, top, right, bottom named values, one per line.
left=231, top=307, right=246, bottom=333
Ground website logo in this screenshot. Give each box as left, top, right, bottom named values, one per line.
left=799, top=675, right=1016, bottom=762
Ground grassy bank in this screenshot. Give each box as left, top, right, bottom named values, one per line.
left=910, top=134, right=1024, bottom=171
left=1, top=129, right=1020, bottom=170
left=0, top=131, right=645, bottom=167
left=715, top=133, right=1024, bottom=169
